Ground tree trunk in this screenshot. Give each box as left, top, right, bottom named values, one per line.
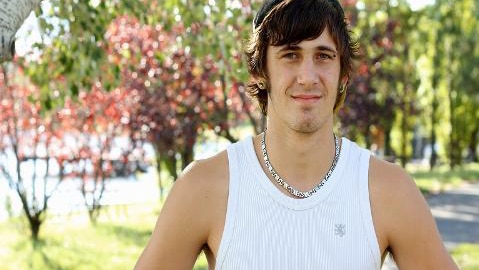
left=30, top=215, right=41, bottom=242
left=156, top=154, right=164, bottom=202
left=429, top=112, right=438, bottom=171
left=364, top=125, right=372, bottom=150
left=165, top=154, right=178, bottom=180
left=220, top=128, right=238, bottom=143
left=400, top=104, right=408, bottom=168
left=384, top=122, right=393, bottom=157
left=0, top=0, right=42, bottom=61
left=399, top=85, right=412, bottom=168
left=88, top=205, right=101, bottom=225
left=448, top=58, right=458, bottom=169
left=19, top=190, right=44, bottom=241
left=181, top=145, right=194, bottom=171
left=429, top=26, right=441, bottom=171
left=469, top=125, right=479, bottom=162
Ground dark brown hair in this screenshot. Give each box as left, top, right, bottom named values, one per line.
left=244, top=0, right=359, bottom=115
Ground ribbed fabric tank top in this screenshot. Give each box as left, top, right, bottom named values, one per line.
left=215, top=136, right=381, bottom=270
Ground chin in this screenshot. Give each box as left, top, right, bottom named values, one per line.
left=289, top=121, right=322, bottom=134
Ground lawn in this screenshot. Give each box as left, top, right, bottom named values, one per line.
left=0, top=203, right=208, bottom=270
left=0, top=204, right=152, bottom=270
left=451, top=243, right=479, bottom=270
left=1, top=202, right=477, bottom=269
left=407, top=162, right=479, bottom=194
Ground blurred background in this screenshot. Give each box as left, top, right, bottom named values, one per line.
left=0, top=0, right=478, bottom=269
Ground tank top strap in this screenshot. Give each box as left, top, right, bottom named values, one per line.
left=215, top=137, right=249, bottom=268
left=357, top=146, right=381, bottom=268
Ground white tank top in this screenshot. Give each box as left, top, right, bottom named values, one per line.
left=215, top=136, right=381, bottom=270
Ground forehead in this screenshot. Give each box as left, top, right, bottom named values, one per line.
left=269, top=28, right=337, bottom=52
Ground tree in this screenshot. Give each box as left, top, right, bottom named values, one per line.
left=417, top=0, right=479, bottom=169
left=103, top=15, right=252, bottom=200
left=1, top=61, right=143, bottom=235
left=4, top=0, right=260, bottom=204
left=53, top=85, right=140, bottom=224
left=160, top=0, right=264, bottom=135
left=0, top=63, right=65, bottom=240
left=443, top=0, right=479, bottom=168
left=339, top=0, right=430, bottom=168
left=21, top=0, right=149, bottom=108
left=30, top=0, right=261, bottom=134
left=0, top=0, right=41, bottom=62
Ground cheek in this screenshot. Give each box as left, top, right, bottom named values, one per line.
left=268, top=67, right=288, bottom=89
left=322, top=69, right=341, bottom=87
left=273, top=66, right=296, bottom=84
left=323, top=63, right=340, bottom=77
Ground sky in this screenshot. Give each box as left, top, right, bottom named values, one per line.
left=406, top=0, right=436, bottom=11
left=15, top=0, right=436, bottom=58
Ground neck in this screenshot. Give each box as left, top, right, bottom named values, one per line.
left=258, top=119, right=339, bottom=191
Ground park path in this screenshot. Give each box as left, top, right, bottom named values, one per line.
left=428, top=181, right=479, bottom=248
left=382, top=181, right=479, bottom=269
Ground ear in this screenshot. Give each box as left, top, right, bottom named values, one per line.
left=252, top=75, right=262, bottom=83
left=340, top=76, right=349, bottom=88
left=253, top=75, right=267, bottom=90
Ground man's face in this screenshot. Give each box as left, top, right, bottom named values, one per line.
left=265, top=28, right=342, bottom=133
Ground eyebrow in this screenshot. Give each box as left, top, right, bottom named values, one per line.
left=277, top=44, right=338, bottom=54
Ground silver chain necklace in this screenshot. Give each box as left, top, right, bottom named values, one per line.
left=260, top=131, right=341, bottom=199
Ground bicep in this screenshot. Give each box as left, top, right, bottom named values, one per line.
left=385, top=175, right=457, bottom=269
left=134, top=170, right=210, bottom=270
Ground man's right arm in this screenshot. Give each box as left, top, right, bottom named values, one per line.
left=134, top=156, right=224, bottom=270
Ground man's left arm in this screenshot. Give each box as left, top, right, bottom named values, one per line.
left=369, top=157, right=458, bottom=269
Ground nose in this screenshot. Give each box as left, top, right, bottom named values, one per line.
left=296, top=59, right=319, bottom=87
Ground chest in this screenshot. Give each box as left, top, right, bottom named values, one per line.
left=217, top=197, right=379, bottom=269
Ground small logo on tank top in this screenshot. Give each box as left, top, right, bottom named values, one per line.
left=334, top=224, right=346, bottom=237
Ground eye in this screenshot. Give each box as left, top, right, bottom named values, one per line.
left=317, top=53, right=334, bottom=60
left=282, top=52, right=299, bottom=60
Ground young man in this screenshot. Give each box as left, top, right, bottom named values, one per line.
left=135, top=0, right=458, bottom=269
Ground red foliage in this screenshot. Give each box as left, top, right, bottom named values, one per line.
left=1, top=62, right=144, bottom=226
left=0, top=64, right=71, bottom=238
left=104, top=15, right=248, bottom=170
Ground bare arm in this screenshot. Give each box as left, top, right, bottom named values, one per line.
left=369, top=158, right=458, bottom=269
left=134, top=154, right=227, bottom=270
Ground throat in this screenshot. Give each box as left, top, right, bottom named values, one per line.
left=259, top=131, right=341, bottom=199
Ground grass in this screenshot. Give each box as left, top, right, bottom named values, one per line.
left=406, top=162, right=479, bottom=194
left=0, top=203, right=208, bottom=270
left=451, top=243, right=479, bottom=270
left=1, top=207, right=476, bottom=270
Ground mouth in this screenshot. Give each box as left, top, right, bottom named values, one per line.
left=291, top=94, right=322, bottom=104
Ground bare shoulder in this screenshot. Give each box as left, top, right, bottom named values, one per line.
left=182, top=150, right=229, bottom=187
left=178, top=150, right=229, bottom=198
left=174, top=150, right=230, bottom=233
left=368, top=156, right=418, bottom=205
left=368, top=156, right=458, bottom=269
left=163, top=149, right=230, bottom=234
left=134, top=150, right=229, bottom=270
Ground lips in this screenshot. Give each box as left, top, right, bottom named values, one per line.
left=291, top=94, right=322, bottom=103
